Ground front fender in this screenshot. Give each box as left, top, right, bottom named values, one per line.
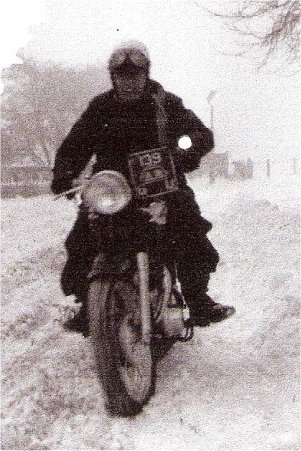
left=88, top=252, right=134, bottom=281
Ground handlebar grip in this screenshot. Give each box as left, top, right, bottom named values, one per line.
left=53, top=185, right=82, bottom=200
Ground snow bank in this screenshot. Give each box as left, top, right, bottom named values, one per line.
left=1, top=195, right=76, bottom=271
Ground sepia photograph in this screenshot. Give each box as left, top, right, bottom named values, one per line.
left=1, top=0, right=300, bottom=449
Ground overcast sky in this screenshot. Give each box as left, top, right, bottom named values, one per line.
left=1, top=0, right=300, bottom=161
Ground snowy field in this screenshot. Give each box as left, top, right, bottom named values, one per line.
left=1, top=175, right=300, bottom=450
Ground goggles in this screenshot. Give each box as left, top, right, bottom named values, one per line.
left=109, top=48, right=149, bottom=72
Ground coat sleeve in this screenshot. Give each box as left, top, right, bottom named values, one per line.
left=167, top=95, right=214, bottom=173
left=51, top=98, right=101, bottom=194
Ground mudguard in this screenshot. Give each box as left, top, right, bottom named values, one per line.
left=88, top=252, right=134, bottom=281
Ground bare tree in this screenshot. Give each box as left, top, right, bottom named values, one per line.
left=199, top=0, right=300, bottom=69
left=1, top=52, right=110, bottom=167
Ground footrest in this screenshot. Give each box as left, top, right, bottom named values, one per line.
left=178, top=319, right=194, bottom=342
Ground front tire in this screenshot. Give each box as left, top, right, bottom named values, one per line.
left=88, top=278, right=154, bottom=417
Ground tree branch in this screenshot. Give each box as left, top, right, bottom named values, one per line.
left=202, top=0, right=300, bottom=69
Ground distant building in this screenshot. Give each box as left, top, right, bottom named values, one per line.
left=1, top=167, right=52, bottom=197
left=228, top=158, right=254, bottom=180
left=199, top=152, right=229, bottom=180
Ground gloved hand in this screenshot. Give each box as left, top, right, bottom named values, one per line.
left=174, top=147, right=199, bottom=173
left=67, top=177, right=83, bottom=200
left=51, top=177, right=73, bottom=196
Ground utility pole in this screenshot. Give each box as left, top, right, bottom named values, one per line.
left=266, top=159, right=271, bottom=177
left=206, top=90, right=217, bottom=136
left=206, top=90, right=217, bottom=182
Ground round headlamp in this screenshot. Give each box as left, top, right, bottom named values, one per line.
left=82, top=171, right=132, bottom=215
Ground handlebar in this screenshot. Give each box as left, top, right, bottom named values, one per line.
left=53, top=185, right=82, bottom=200
left=53, top=146, right=195, bottom=200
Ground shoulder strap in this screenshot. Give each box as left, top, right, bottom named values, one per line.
left=151, top=86, right=168, bottom=146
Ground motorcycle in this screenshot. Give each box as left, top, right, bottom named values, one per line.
left=56, top=136, right=195, bottom=416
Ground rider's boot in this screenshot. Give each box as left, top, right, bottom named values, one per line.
left=63, top=281, right=89, bottom=337
left=188, top=294, right=235, bottom=327
left=181, top=271, right=235, bottom=327
left=63, top=303, right=89, bottom=336
left=61, top=256, right=91, bottom=336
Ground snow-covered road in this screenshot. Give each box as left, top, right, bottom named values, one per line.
left=1, top=177, right=300, bottom=450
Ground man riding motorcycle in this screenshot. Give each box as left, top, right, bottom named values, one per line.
left=51, top=41, right=235, bottom=334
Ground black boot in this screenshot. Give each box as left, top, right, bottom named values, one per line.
left=188, top=294, right=235, bottom=327
left=63, top=303, right=89, bottom=337
left=179, top=268, right=235, bottom=326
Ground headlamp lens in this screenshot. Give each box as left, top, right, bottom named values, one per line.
left=82, top=171, right=132, bottom=215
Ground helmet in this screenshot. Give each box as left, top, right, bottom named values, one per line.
left=108, top=41, right=150, bottom=75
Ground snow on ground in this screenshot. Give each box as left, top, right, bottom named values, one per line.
left=1, top=175, right=300, bottom=450
left=1, top=195, right=77, bottom=269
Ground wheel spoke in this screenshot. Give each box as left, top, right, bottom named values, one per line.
left=118, top=315, right=152, bottom=403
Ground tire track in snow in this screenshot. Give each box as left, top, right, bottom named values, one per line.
left=1, top=272, right=137, bottom=450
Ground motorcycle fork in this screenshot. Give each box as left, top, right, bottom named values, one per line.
left=137, top=252, right=152, bottom=344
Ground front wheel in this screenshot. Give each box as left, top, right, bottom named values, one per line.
left=88, top=278, right=154, bottom=416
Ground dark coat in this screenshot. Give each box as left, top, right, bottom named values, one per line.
left=52, top=79, right=218, bottom=298
left=51, top=79, right=214, bottom=194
